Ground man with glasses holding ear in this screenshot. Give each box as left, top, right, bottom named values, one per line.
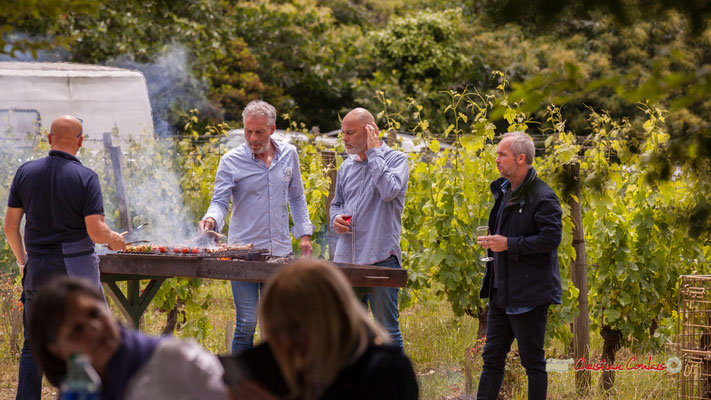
left=4, top=115, right=125, bottom=400
left=330, top=107, right=409, bottom=349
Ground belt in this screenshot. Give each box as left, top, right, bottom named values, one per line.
left=27, top=236, right=96, bottom=258
left=27, top=248, right=95, bottom=258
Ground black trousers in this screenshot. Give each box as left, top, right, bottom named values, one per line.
left=476, top=289, right=550, bottom=400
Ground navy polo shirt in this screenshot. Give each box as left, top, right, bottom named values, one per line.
left=7, top=150, right=104, bottom=249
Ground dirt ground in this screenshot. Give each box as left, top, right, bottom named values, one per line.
left=0, top=364, right=57, bottom=400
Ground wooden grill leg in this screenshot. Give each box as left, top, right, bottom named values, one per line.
left=103, top=278, right=165, bottom=330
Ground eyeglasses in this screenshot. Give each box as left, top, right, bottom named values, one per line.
left=76, top=117, right=83, bottom=138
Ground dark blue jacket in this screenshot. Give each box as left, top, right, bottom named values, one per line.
left=479, top=167, right=563, bottom=308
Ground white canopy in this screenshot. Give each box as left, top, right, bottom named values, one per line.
left=0, top=62, right=154, bottom=148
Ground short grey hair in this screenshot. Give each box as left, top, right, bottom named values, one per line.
left=242, top=100, right=277, bottom=127
left=502, top=131, right=535, bottom=165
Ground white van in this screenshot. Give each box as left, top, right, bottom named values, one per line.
left=224, top=128, right=340, bottom=150
left=0, top=62, right=154, bottom=149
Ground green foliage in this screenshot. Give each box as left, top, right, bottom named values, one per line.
left=52, top=0, right=230, bottom=64
left=0, top=0, right=101, bottom=56
left=574, top=105, right=709, bottom=350
left=0, top=273, right=22, bottom=360
left=371, top=9, right=470, bottom=90
left=399, top=90, right=495, bottom=320
left=0, top=133, right=49, bottom=274
left=481, top=0, right=711, bottom=35
left=175, top=109, right=230, bottom=223
left=5, top=0, right=711, bottom=356
left=230, top=0, right=364, bottom=131
left=210, top=37, right=269, bottom=122
left=280, top=118, right=333, bottom=258
left=387, top=72, right=710, bottom=350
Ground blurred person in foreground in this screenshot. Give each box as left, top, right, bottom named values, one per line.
left=230, top=259, right=418, bottom=400
left=197, top=100, right=313, bottom=355
left=475, top=131, right=562, bottom=400
left=30, top=276, right=227, bottom=400
left=3, top=115, right=125, bottom=400
left=329, top=107, right=409, bottom=349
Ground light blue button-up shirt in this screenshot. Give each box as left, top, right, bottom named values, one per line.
left=203, top=140, right=313, bottom=256
left=329, top=145, right=409, bottom=265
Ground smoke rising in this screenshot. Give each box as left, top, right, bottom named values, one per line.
left=112, top=138, right=198, bottom=245
left=109, top=44, right=212, bottom=137
left=1, top=43, right=216, bottom=247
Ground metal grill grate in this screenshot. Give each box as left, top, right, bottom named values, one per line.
left=117, top=248, right=269, bottom=260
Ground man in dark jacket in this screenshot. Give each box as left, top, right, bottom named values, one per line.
left=475, top=131, right=562, bottom=400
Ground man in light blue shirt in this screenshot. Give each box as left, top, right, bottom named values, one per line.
left=198, top=100, right=313, bottom=354
left=330, top=107, right=409, bottom=349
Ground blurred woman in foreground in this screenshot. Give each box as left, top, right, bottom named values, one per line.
left=231, top=259, right=418, bottom=400
left=29, top=276, right=227, bottom=400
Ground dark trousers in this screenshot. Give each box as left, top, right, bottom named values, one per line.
left=17, top=245, right=102, bottom=400
left=17, top=290, right=42, bottom=400
left=476, top=290, right=549, bottom=400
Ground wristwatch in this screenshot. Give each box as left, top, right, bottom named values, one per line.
left=16, top=261, right=25, bottom=268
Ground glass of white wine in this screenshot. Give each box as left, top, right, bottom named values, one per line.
left=477, top=226, right=494, bottom=262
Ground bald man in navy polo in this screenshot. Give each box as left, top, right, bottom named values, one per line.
left=4, top=115, right=125, bottom=400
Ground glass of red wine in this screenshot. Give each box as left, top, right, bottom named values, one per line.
left=341, top=206, right=353, bottom=234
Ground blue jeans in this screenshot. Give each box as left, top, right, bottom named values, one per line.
left=362, top=255, right=403, bottom=349
left=476, top=289, right=549, bottom=400
left=230, top=281, right=262, bottom=355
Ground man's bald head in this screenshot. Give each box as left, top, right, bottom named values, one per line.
left=49, top=115, right=83, bottom=154
left=51, top=115, right=82, bottom=139
left=342, top=108, right=375, bottom=127
left=341, top=107, right=381, bottom=156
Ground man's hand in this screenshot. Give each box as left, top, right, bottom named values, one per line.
left=477, top=234, right=508, bottom=252
left=198, top=217, right=216, bottom=233
left=333, top=214, right=351, bottom=234
left=107, top=231, right=126, bottom=251
left=300, top=235, right=312, bottom=258
left=364, top=123, right=381, bottom=150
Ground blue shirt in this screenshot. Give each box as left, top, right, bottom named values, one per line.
left=203, top=140, right=313, bottom=256
left=7, top=150, right=104, bottom=250
left=103, top=326, right=162, bottom=400
left=330, top=145, right=408, bottom=265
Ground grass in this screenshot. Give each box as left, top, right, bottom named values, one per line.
left=401, top=299, right=678, bottom=399
left=0, top=280, right=680, bottom=399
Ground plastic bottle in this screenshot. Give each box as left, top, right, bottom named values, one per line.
left=61, top=353, right=102, bottom=400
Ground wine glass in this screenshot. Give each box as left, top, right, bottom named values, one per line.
left=341, top=206, right=353, bottom=234
left=477, top=226, right=494, bottom=262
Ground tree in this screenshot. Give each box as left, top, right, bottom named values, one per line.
left=0, top=0, right=100, bottom=57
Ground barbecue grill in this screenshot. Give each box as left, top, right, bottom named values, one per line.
left=117, top=248, right=269, bottom=260
left=99, top=252, right=408, bottom=329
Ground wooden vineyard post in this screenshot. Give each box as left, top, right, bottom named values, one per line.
left=464, top=347, right=475, bottom=395
left=321, top=150, right=338, bottom=260
left=102, top=132, right=132, bottom=234
left=387, top=130, right=397, bottom=147
left=102, top=132, right=142, bottom=329
left=568, top=162, right=591, bottom=391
